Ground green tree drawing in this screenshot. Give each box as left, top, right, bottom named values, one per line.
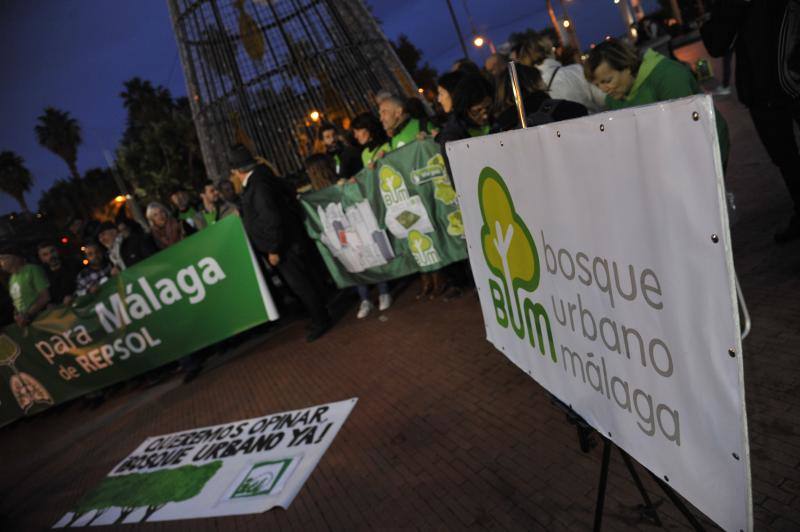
left=379, top=165, right=403, bottom=193
left=479, top=167, right=540, bottom=337
left=68, top=461, right=223, bottom=526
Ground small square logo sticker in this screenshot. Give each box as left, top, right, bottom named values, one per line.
left=230, top=458, right=293, bottom=499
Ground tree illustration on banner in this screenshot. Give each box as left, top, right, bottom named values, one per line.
left=67, top=461, right=223, bottom=526
left=478, top=166, right=556, bottom=362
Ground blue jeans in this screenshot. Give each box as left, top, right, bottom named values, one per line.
left=356, top=282, right=389, bottom=301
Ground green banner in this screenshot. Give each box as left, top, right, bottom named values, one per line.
left=0, top=216, right=277, bottom=427
left=301, top=140, right=467, bottom=288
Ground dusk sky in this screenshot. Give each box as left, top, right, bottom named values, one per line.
left=0, top=0, right=658, bottom=216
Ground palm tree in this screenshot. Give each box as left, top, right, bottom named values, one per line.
left=0, top=151, right=33, bottom=212
left=34, top=107, right=82, bottom=181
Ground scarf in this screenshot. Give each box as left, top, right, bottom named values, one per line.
left=152, top=218, right=184, bottom=250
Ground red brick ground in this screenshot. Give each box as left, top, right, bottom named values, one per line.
left=1, top=55, right=799, bottom=532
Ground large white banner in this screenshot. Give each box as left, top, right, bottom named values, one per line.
left=54, top=399, right=357, bottom=527
left=447, top=95, right=750, bottom=531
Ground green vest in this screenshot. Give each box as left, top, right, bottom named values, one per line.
left=361, top=143, right=389, bottom=166
left=389, top=118, right=421, bottom=151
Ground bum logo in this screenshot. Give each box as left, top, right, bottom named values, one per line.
left=408, top=230, right=440, bottom=267
left=378, top=165, right=409, bottom=206
left=478, top=167, right=556, bottom=363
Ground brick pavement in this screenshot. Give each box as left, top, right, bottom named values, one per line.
left=1, top=72, right=800, bottom=532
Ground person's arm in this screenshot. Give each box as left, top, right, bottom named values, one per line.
left=700, top=0, right=749, bottom=57
left=19, top=288, right=50, bottom=325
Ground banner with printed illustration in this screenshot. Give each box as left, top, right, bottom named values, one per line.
left=446, top=95, right=751, bottom=531
left=54, top=399, right=356, bottom=527
left=0, top=216, right=278, bottom=428
left=300, top=140, right=467, bottom=288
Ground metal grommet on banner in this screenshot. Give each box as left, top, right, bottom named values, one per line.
left=608, top=432, right=612, bottom=438
left=692, top=111, right=700, bottom=121
left=732, top=453, right=740, bottom=460
left=664, top=475, right=669, bottom=482
left=728, top=347, right=736, bottom=357
left=711, top=233, right=719, bottom=243
left=599, top=124, right=605, bottom=132
left=556, top=130, right=561, bottom=138
left=500, top=141, right=504, bottom=147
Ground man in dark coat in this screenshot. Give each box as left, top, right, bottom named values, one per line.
left=702, top=0, right=800, bottom=243
left=229, top=145, right=332, bottom=342
left=96, top=221, right=156, bottom=272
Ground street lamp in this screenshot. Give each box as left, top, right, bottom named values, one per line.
left=309, top=110, right=321, bottom=122
left=472, top=35, right=496, bottom=54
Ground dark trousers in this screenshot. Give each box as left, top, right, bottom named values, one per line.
left=274, top=245, right=330, bottom=325
left=749, top=102, right=800, bottom=213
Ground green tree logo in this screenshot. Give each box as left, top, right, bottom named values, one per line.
left=447, top=210, right=464, bottom=236
left=379, top=165, right=403, bottom=192
left=433, top=177, right=457, bottom=205
left=408, top=230, right=440, bottom=267
left=478, top=166, right=556, bottom=362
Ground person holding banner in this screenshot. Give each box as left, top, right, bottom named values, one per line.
left=351, top=112, right=390, bottom=168
left=379, top=95, right=433, bottom=150
left=0, top=246, right=50, bottom=328
left=585, top=39, right=730, bottom=164
left=146, top=202, right=188, bottom=250
left=193, top=180, right=239, bottom=230
left=231, top=145, right=332, bottom=342
left=319, top=122, right=363, bottom=181
left=304, top=154, right=392, bottom=319
left=96, top=221, right=156, bottom=272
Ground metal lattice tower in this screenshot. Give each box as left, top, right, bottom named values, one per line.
left=167, top=0, right=419, bottom=180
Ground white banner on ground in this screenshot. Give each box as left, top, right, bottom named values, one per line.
left=447, top=95, right=750, bottom=531
left=54, top=399, right=357, bottom=527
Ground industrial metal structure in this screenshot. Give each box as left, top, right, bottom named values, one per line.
left=167, top=0, right=419, bottom=180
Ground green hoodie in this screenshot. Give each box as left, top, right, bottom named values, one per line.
left=606, top=49, right=730, bottom=164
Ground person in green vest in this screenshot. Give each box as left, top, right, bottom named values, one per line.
left=378, top=95, right=434, bottom=152
left=0, top=246, right=50, bottom=327
left=351, top=112, right=390, bottom=168
left=193, top=180, right=239, bottom=230
left=585, top=39, right=730, bottom=164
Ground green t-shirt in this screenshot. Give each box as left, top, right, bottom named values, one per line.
left=202, top=210, right=217, bottom=227
left=9, top=264, right=49, bottom=314
left=178, top=207, right=197, bottom=222
left=605, top=49, right=730, bottom=163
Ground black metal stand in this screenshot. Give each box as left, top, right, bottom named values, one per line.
left=550, top=396, right=705, bottom=532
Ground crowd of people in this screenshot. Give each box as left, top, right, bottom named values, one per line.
left=1, top=1, right=798, bottom=387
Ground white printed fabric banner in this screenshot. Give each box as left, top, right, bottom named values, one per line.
left=54, top=399, right=357, bottom=527
left=446, top=95, right=750, bottom=532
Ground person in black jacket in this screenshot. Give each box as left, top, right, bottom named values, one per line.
left=96, top=221, right=156, bottom=273
left=229, top=145, right=332, bottom=342
left=319, top=123, right=363, bottom=181
left=702, top=0, right=800, bottom=243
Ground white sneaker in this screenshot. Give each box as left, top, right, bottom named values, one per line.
left=378, top=293, right=392, bottom=311
left=357, top=300, right=373, bottom=319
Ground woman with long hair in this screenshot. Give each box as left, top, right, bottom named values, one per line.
left=146, top=202, right=185, bottom=250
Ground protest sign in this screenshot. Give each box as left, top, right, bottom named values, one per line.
left=0, top=216, right=278, bottom=427
left=54, top=399, right=356, bottom=527
left=446, top=95, right=751, bottom=531
left=301, top=140, right=467, bottom=288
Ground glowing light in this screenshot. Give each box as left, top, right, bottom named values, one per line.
left=309, top=110, right=321, bottom=122
left=61, top=237, right=69, bottom=245
left=562, top=20, right=571, bottom=28
left=417, top=88, right=424, bottom=94
left=614, top=0, right=620, bottom=3
left=113, top=195, right=126, bottom=204
left=473, top=36, right=485, bottom=47
left=82, top=259, right=89, bottom=266
left=80, top=246, right=86, bottom=252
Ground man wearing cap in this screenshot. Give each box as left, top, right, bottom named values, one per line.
left=0, top=247, right=51, bottom=327
left=96, top=221, right=156, bottom=272
left=229, top=144, right=332, bottom=342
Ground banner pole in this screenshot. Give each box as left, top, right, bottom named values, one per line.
left=508, top=61, right=527, bottom=129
